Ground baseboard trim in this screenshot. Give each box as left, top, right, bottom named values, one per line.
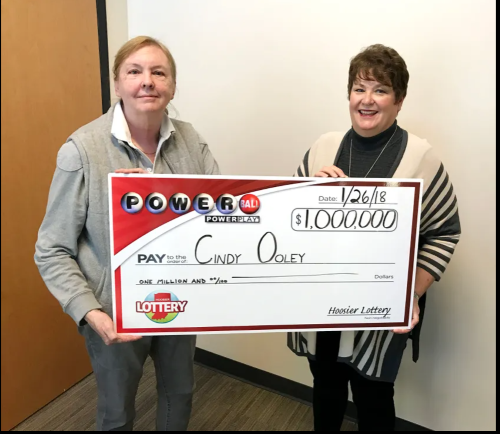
left=194, top=348, right=430, bottom=431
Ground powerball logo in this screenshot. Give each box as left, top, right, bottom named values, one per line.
left=136, top=291, right=187, bottom=324
left=121, top=192, right=261, bottom=223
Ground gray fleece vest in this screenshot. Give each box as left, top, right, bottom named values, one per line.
left=66, top=104, right=215, bottom=319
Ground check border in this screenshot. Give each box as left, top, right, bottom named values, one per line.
left=111, top=177, right=421, bottom=334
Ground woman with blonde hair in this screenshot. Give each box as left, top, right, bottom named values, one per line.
left=35, top=36, right=219, bottom=431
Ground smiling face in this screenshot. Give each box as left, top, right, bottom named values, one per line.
left=114, top=45, right=175, bottom=115
left=349, top=76, right=404, bottom=137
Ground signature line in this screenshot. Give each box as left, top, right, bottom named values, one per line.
left=232, top=272, right=359, bottom=279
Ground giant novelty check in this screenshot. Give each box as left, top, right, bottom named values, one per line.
left=109, top=175, right=422, bottom=335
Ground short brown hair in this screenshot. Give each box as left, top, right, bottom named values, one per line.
left=113, top=36, right=177, bottom=82
left=347, top=44, right=409, bottom=102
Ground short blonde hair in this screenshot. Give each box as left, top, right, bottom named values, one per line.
left=113, top=36, right=177, bottom=82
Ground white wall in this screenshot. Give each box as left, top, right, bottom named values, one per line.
left=105, top=0, right=129, bottom=104
left=110, top=0, right=496, bottom=430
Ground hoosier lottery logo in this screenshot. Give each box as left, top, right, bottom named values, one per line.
left=136, top=291, right=187, bottom=324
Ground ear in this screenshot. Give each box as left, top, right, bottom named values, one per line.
left=396, top=97, right=405, bottom=113
left=114, top=80, right=121, bottom=98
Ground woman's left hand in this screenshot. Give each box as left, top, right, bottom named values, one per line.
left=392, top=298, right=420, bottom=334
left=115, top=168, right=149, bottom=174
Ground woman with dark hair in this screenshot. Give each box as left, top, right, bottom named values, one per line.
left=288, top=44, right=461, bottom=431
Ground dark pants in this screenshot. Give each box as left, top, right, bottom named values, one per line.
left=308, top=331, right=395, bottom=431
left=81, top=325, right=196, bottom=431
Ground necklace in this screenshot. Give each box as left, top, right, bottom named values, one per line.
left=349, top=126, right=398, bottom=178
left=131, top=139, right=158, bottom=156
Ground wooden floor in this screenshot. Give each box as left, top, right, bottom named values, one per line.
left=12, top=358, right=357, bottom=431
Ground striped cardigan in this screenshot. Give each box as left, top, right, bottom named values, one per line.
left=288, top=128, right=461, bottom=382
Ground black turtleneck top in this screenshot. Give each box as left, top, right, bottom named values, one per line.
left=336, top=121, right=403, bottom=178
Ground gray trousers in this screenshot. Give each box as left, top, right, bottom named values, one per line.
left=81, top=326, right=196, bottom=431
